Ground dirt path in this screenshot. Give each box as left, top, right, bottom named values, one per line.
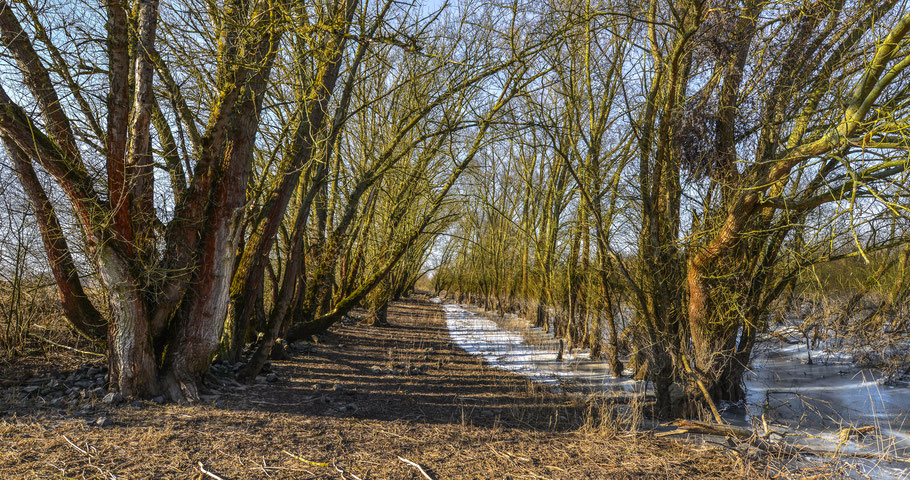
left=0, top=296, right=762, bottom=479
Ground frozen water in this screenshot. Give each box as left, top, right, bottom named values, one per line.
left=440, top=299, right=910, bottom=479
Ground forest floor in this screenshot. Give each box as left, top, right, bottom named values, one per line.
left=0, top=296, right=774, bottom=479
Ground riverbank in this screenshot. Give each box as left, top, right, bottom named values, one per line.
left=0, top=295, right=762, bottom=479
left=441, top=298, right=910, bottom=479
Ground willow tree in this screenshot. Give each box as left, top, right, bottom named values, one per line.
left=0, top=0, right=283, bottom=400
left=629, top=0, right=910, bottom=412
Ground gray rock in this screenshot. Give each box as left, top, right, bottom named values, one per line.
left=254, top=375, right=267, bottom=384
left=75, top=380, right=94, bottom=389
left=129, top=400, right=144, bottom=409
left=93, top=416, right=112, bottom=427
left=152, top=396, right=165, bottom=404
left=22, top=385, right=40, bottom=395
left=265, top=373, right=278, bottom=383
left=199, top=394, right=220, bottom=404
left=101, top=392, right=123, bottom=405
left=45, top=389, right=62, bottom=399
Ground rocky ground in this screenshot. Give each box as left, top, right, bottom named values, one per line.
left=0, top=296, right=774, bottom=479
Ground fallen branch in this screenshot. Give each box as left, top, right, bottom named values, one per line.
left=659, top=421, right=909, bottom=464
left=398, top=456, right=434, bottom=480
left=662, top=419, right=753, bottom=440
left=198, top=462, right=225, bottom=480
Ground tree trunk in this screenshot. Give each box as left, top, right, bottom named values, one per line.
left=98, top=245, right=159, bottom=398
left=686, top=262, right=747, bottom=404
left=367, top=302, right=390, bottom=327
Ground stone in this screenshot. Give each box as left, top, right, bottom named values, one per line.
left=265, top=374, right=278, bottom=383
left=254, top=376, right=267, bottom=384
left=22, top=385, right=40, bottom=395
left=101, top=392, right=123, bottom=405
left=152, top=396, right=166, bottom=404
left=93, top=417, right=112, bottom=427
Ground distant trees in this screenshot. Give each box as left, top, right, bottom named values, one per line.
left=436, top=0, right=910, bottom=415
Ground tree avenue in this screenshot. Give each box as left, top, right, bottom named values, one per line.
left=0, top=0, right=908, bottom=418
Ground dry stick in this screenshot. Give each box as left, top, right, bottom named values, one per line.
left=62, top=435, right=89, bottom=456
left=398, top=456, right=434, bottom=480
left=30, top=333, right=103, bottom=356
left=333, top=459, right=364, bottom=480
left=198, top=462, right=225, bottom=480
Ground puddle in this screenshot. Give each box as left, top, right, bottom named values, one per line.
left=439, top=299, right=910, bottom=479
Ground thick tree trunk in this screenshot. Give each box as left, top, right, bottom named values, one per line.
left=686, top=262, right=747, bottom=404
left=98, top=245, right=159, bottom=398
left=367, top=302, right=390, bottom=327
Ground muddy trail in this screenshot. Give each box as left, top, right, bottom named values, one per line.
left=0, top=296, right=759, bottom=479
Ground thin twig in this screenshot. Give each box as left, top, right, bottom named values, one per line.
left=29, top=333, right=103, bottom=356
left=198, top=462, right=225, bottom=480
left=398, top=456, right=434, bottom=480
left=62, top=435, right=89, bottom=456
left=332, top=459, right=364, bottom=480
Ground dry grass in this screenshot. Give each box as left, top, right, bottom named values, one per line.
left=0, top=296, right=766, bottom=479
